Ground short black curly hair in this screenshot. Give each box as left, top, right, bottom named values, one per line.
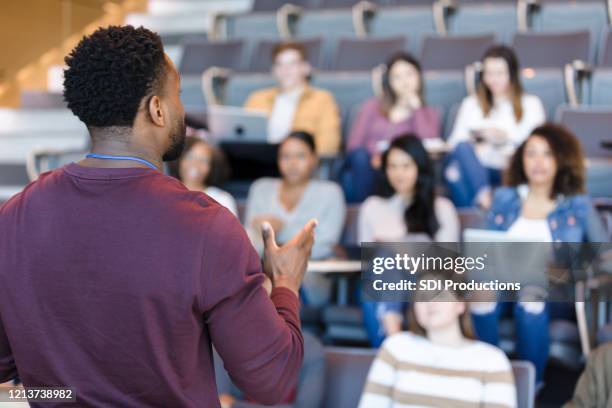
left=63, top=25, right=167, bottom=128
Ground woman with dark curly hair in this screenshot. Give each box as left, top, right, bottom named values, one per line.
left=471, top=123, right=609, bottom=386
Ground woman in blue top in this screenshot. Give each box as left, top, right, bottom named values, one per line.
left=472, top=123, right=609, bottom=385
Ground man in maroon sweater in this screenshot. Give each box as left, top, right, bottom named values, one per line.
left=0, top=25, right=315, bottom=407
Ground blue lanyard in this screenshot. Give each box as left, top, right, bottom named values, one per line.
left=85, top=153, right=159, bottom=170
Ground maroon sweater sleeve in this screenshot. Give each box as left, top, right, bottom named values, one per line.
left=199, top=208, right=304, bottom=405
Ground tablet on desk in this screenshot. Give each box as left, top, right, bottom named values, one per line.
left=207, top=105, right=269, bottom=143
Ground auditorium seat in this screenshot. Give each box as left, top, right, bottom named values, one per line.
left=444, top=2, right=518, bottom=43
left=179, top=39, right=245, bottom=75
left=556, top=106, right=612, bottom=198
left=20, top=91, right=66, bottom=109
left=330, top=36, right=407, bottom=71
left=599, top=30, right=612, bottom=67
left=214, top=73, right=276, bottom=106
left=251, top=0, right=312, bottom=12
left=312, top=71, right=374, bottom=118
left=528, top=0, right=607, bottom=61
left=248, top=37, right=324, bottom=72
left=521, top=68, right=566, bottom=119
left=369, top=5, right=437, bottom=55
left=125, top=12, right=209, bottom=38
left=420, top=34, right=495, bottom=71
left=322, top=347, right=376, bottom=408
left=294, top=8, right=357, bottom=40
left=512, top=31, right=591, bottom=69
left=588, top=68, right=612, bottom=106
left=423, top=70, right=468, bottom=128
left=322, top=347, right=536, bottom=408
left=180, top=75, right=208, bottom=111
left=557, top=106, right=612, bottom=160
left=221, top=12, right=281, bottom=40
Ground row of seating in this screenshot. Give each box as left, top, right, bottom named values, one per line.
left=213, top=345, right=537, bottom=408
left=175, top=29, right=606, bottom=75
left=134, top=0, right=611, bottom=62
left=14, top=69, right=612, bottom=158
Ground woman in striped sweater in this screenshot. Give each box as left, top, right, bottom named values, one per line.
left=359, top=275, right=517, bottom=408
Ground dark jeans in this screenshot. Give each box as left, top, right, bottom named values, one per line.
left=337, top=148, right=379, bottom=204
left=445, top=142, right=501, bottom=208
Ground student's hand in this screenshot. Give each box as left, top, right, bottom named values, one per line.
left=252, top=216, right=284, bottom=235
left=219, top=394, right=235, bottom=408
left=262, top=219, right=317, bottom=297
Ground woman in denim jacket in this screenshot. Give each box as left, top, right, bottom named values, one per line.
left=472, top=123, right=609, bottom=386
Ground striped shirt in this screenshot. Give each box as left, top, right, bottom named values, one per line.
left=359, top=332, right=517, bottom=408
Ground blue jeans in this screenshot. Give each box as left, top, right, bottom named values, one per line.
left=445, top=142, right=501, bottom=208
left=337, top=148, right=379, bottom=204
left=471, top=302, right=549, bottom=383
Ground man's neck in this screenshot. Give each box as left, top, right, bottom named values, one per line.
left=82, top=130, right=163, bottom=170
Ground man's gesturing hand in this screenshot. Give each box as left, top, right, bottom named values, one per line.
left=261, top=219, right=317, bottom=297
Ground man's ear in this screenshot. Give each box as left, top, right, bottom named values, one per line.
left=147, top=95, right=165, bottom=127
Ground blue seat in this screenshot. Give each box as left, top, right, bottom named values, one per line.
left=587, top=68, right=612, bottom=106
left=599, top=29, right=612, bottom=67
left=225, top=74, right=277, bottom=106
left=556, top=105, right=612, bottom=198
left=178, top=39, right=245, bottom=75
left=446, top=2, right=517, bottom=43
left=330, top=36, right=407, bottom=71
left=512, top=30, right=590, bottom=69
left=224, top=12, right=280, bottom=40
left=322, top=346, right=536, bottom=408
left=369, top=5, right=437, bottom=55
left=180, top=75, right=208, bottom=111
left=294, top=9, right=358, bottom=66
left=420, top=34, right=495, bottom=71
left=424, top=70, right=467, bottom=128
left=312, top=71, right=374, bottom=123
left=530, top=0, right=607, bottom=63
left=521, top=68, right=565, bottom=119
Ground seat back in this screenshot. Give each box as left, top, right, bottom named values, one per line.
left=589, top=68, right=612, bottom=106
left=20, top=91, right=66, bottom=109
left=179, top=40, right=245, bottom=75
left=322, top=347, right=377, bottom=408
left=331, top=36, right=407, bottom=71
left=600, top=29, right=612, bottom=67
left=521, top=68, right=565, bottom=119
left=512, top=31, right=590, bottom=69
left=420, top=34, right=495, bottom=71
left=447, top=3, right=517, bottom=43
left=225, top=73, right=278, bottom=106
left=531, top=0, right=607, bottom=62
left=370, top=6, right=436, bottom=55
left=557, top=106, right=612, bottom=160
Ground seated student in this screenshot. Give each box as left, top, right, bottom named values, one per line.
left=171, top=136, right=238, bottom=216
left=218, top=331, right=325, bottom=408
left=245, top=131, right=346, bottom=307
left=358, top=134, right=460, bottom=346
left=564, top=342, right=612, bottom=407
left=341, top=53, right=441, bottom=202
left=359, top=272, right=517, bottom=408
left=244, top=42, right=341, bottom=156
left=445, top=45, right=546, bottom=208
left=471, top=123, right=609, bottom=385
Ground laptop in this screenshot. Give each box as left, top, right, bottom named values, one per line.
left=207, top=105, right=269, bottom=143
